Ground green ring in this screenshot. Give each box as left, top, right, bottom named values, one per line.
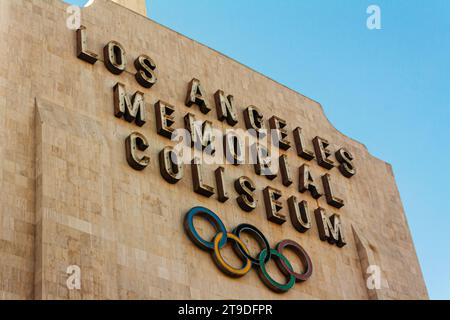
left=258, top=248, right=295, bottom=293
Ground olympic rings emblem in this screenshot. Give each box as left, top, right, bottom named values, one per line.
left=184, top=207, right=313, bottom=293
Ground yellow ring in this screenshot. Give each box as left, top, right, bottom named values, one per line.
left=212, top=232, right=252, bottom=277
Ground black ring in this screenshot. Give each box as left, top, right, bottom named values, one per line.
left=232, top=223, right=271, bottom=266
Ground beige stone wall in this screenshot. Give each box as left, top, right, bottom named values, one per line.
left=0, top=0, right=428, bottom=299
left=111, top=0, right=147, bottom=16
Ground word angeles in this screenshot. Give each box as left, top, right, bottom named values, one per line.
left=75, top=26, right=354, bottom=248
left=184, top=207, right=313, bottom=293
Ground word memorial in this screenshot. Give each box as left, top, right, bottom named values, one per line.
left=76, top=25, right=357, bottom=292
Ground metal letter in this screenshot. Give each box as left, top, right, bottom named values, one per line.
left=114, top=83, right=146, bottom=127
left=76, top=26, right=98, bottom=64
left=288, top=196, right=311, bottom=233
left=252, top=143, right=277, bottom=180
left=298, top=164, right=322, bottom=199
left=215, top=166, right=229, bottom=203
left=279, top=154, right=293, bottom=187
left=125, top=132, right=150, bottom=171
left=104, top=41, right=127, bottom=75
left=235, top=176, right=257, bottom=212
left=313, top=136, right=334, bottom=170
left=244, top=106, right=266, bottom=138
left=269, top=116, right=291, bottom=150
left=322, top=173, right=344, bottom=209
left=184, top=113, right=216, bottom=154
left=134, top=54, right=157, bottom=88
left=293, top=127, right=315, bottom=161
left=314, top=208, right=346, bottom=248
left=159, top=146, right=184, bottom=184
left=215, top=90, right=238, bottom=126
left=185, top=78, right=211, bottom=114
left=155, top=100, right=175, bottom=139
left=223, top=132, right=244, bottom=166
left=263, top=186, right=286, bottom=225
left=191, top=158, right=215, bottom=198
left=335, top=148, right=356, bottom=178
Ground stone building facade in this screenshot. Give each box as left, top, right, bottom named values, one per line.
left=0, top=0, right=428, bottom=299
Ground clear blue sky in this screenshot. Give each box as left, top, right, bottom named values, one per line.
left=65, top=0, right=450, bottom=299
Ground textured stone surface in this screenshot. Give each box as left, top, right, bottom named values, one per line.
left=0, top=0, right=428, bottom=299
left=111, top=0, right=146, bottom=16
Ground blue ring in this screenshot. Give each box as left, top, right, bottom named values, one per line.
left=184, top=207, right=228, bottom=251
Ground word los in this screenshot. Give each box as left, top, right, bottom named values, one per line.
left=184, top=207, right=313, bottom=293
left=75, top=26, right=352, bottom=248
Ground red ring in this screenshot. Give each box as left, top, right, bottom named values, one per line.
left=275, top=240, right=313, bottom=282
